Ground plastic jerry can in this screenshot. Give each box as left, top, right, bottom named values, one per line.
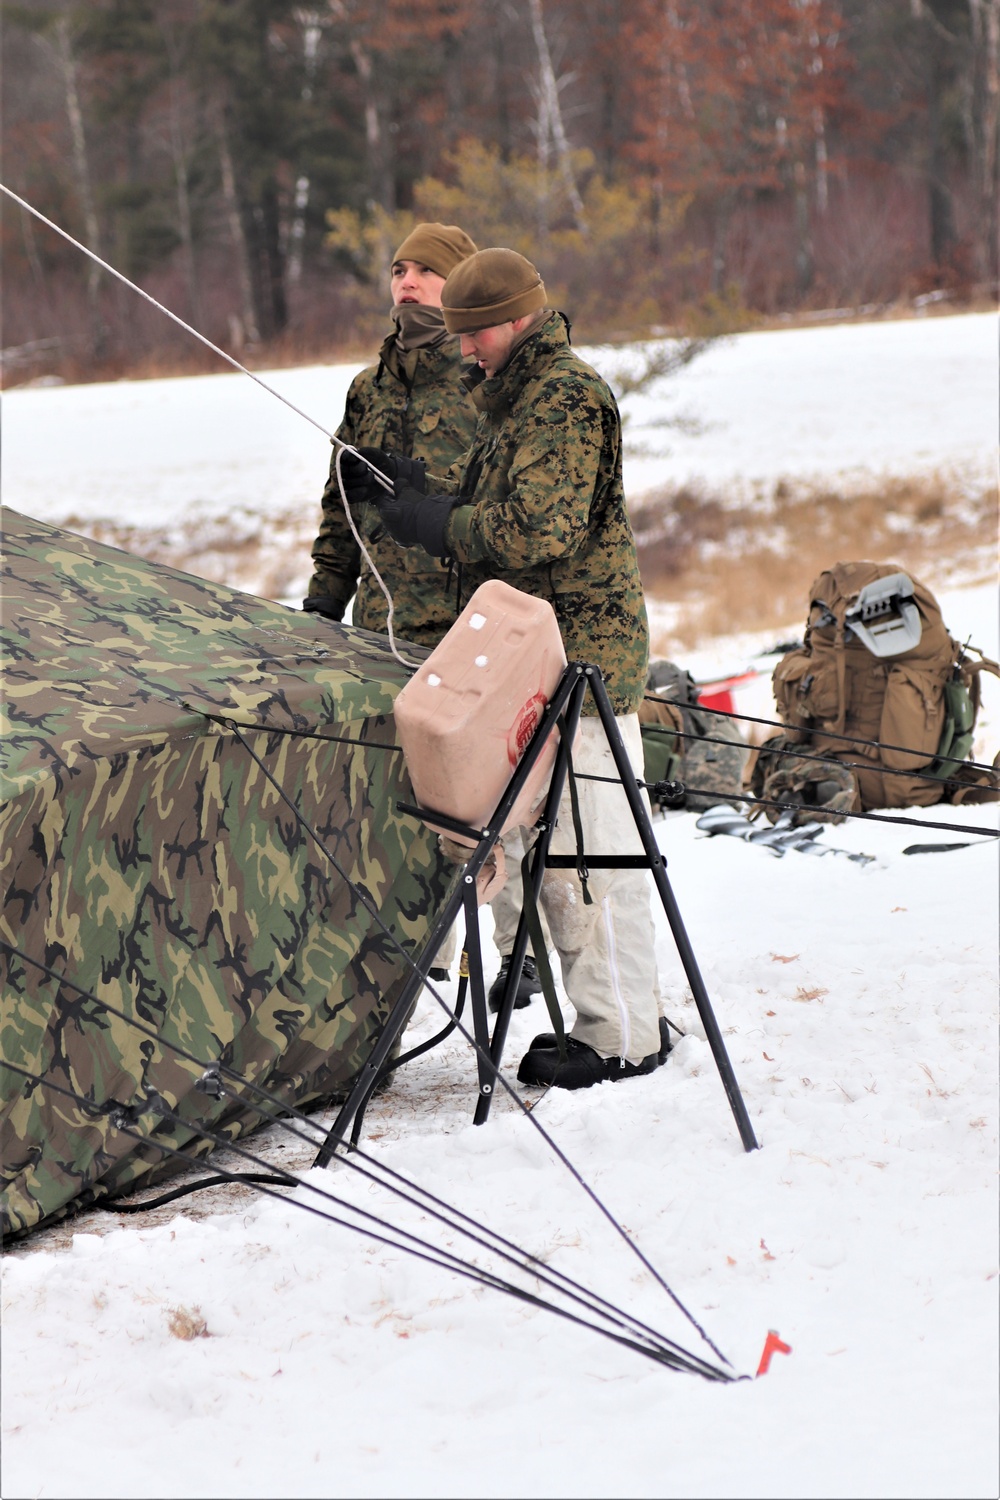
left=393, top=580, right=568, bottom=845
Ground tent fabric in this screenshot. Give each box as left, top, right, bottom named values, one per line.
left=1, top=509, right=450, bottom=1239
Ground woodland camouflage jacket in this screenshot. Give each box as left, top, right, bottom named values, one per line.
left=437, top=313, right=649, bottom=716
left=306, top=332, right=478, bottom=648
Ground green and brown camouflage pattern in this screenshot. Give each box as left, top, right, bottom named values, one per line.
left=1, top=509, right=451, bottom=1239
left=640, top=662, right=750, bottom=811
left=750, top=733, right=857, bottom=825
left=435, top=312, right=650, bottom=715
left=306, top=332, right=478, bottom=647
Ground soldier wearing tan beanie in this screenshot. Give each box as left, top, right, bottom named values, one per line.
left=391, top=222, right=478, bottom=281
left=304, top=220, right=480, bottom=639
left=303, top=221, right=482, bottom=987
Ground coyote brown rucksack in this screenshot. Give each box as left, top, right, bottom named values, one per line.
left=753, top=562, right=1000, bottom=822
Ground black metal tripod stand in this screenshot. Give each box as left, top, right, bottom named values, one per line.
left=313, top=662, right=758, bottom=1167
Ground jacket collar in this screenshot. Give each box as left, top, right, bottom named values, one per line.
left=463, top=311, right=571, bottom=414
left=376, top=331, right=465, bottom=387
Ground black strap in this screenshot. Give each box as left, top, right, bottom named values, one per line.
left=557, top=715, right=592, bottom=905
left=95, top=1172, right=292, bottom=1213
left=519, top=846, right=567, bottom=1059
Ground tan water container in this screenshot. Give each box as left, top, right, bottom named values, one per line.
left=394, top=580, right=568, bottom=846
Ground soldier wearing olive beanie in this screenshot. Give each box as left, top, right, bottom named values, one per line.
left=441, top=248, right=547, bottom=333
left=337, top=246, right=665, bottom=1091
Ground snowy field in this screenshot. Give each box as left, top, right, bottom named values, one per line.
left=2, top=313, right=999, bottom=1500
left=2, top=310, right=996, bottom=534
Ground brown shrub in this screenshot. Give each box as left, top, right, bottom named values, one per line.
left=635, top=471, right=997, bottom=654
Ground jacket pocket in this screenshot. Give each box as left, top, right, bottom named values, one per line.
left=416, top=407, right=442, bottom=436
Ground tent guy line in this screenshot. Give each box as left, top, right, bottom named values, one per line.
left=640, top=717, right=1000, bottom=796
left=197, top=1063, right=725, bottom=1373
left=191, top=695, right=996, bottom=840
left=0, top=180, right=425, bottom=671
left=0, top=1020, right=736, bottom=1382
left=213, top=715, right=734, bottom=1361
left=664, top=693, right=1000, bottom=776
left=0, top=931, right=732, bottom=1372
left=0, top=183, right=360, bottom=463
left=575, top=770, right=1000, bottom=841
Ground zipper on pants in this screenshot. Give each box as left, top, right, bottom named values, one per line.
left=601, top=893, right=630, bottom=1065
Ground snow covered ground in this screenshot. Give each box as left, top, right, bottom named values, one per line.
left=2, top=311, right=996, bottom=532
left=2, top=313, right=998, bottom=1500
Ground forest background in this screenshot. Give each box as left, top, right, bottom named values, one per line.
left=1, top=0, right=998, bottom=387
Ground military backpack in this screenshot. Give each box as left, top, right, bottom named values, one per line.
left=753, top=561, right=1000, bottom=822
left=640, top=659, right=749, bottom=812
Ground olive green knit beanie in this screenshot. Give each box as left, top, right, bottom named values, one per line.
left=441, top=248, right=547, bottom=333
left=391, top=223, right=478, bottom=279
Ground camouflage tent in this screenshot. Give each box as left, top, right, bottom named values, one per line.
left=1, top=509, right=449, bottom=1238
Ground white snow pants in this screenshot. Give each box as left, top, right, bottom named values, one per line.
left=490, top=828, right=552, bottom=959
left=510, top=713, right=662, bottom=1064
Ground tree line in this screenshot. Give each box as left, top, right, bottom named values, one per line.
left=1, top=0, right=996, bottom=381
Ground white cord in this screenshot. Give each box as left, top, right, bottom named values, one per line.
left=332, top=446, right=424, bottom=670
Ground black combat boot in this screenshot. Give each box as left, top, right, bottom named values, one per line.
left=526, top=1015, right=675, bottom=1064
left=487, top=954, right=541, bottom=1012
left=517, top=1036, right=659, bottom=1090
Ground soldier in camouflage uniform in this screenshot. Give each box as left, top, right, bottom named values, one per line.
left=304, top=224, right=479, bottom=986
left=340, top=250, right=666, bottom=1090
left=303, top=222, right=478, bottom=647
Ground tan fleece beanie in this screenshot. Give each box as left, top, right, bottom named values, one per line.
left=391, top=223, right=478, bottom=279
left=441, top=248, right=547, bottom=333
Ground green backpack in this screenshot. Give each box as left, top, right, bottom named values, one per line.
left=640, top=660, right=749, bottom=812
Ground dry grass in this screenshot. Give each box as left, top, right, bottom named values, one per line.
left=55, top=466, right=997, bottom=655
left=167, top=1305, right=211, bottom=1340
left=633, top=469, right=998, bottom=654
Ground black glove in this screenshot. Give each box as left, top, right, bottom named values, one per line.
left=335, top=445, right=425, bottom=507
left=375, top=485, right=458, bottom=558
left=302, top=595, right=343, bottom=621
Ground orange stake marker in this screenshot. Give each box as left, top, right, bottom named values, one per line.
left=756, top=1329, right=792, bottom=1375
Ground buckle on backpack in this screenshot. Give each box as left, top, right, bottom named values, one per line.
left=844, top=572, right=922, bottom=657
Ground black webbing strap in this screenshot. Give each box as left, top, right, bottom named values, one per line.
left=518, top=846, right=567, bottom=1059
left=557, top=714, right=593, bottom=905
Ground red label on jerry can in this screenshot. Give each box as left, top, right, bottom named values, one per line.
left=508, top=691, right=547, bottom=767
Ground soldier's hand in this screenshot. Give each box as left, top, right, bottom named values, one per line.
left=302, top=595, right=343, bottom=621
left=335, top=445, right=394, bottom=507
left=375, top=487, right=457, bottom=558
left=385, top=451, right=427, bottom=494
left=336, top=445, right=428, bottom=507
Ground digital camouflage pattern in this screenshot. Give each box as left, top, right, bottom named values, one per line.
left=1, top=509, right=451, bottom=1238
left=639, top=661, right=750, bottom=811
left=434, top=312, right=650, bottom=715
left=306, top=332, right=477, bottom=647
left=750, top=733, right=857, bottom=825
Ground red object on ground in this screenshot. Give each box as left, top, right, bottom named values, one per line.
left=696, top=670, right=760, bottom=715
left=756, top=1329, right=792, bottom=1376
